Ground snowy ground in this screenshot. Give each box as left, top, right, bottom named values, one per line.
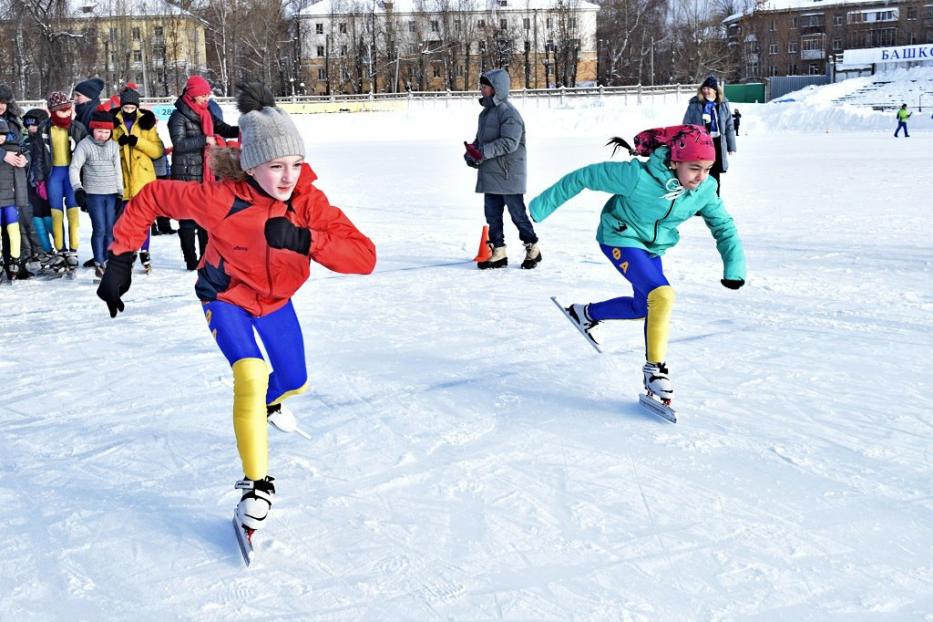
left=2, top=87, right=932, bottom=620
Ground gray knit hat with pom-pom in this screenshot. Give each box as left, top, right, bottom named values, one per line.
left=236, top=83, right=305, bottom=170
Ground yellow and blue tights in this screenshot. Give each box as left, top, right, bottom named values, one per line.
left=588, top=245, right=675, bottom=363
left=204, top=299, right=308, bottom=481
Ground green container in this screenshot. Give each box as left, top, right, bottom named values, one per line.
left=724, top=83, right=766, bottom=103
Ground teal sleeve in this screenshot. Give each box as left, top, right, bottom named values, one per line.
left=529, top=161, right=636, bottom=223
left=698, top=196, right=746, bottom=280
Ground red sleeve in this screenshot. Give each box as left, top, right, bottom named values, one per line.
left=292, top=167, right=376, bottom=275
left=111, top=179, right=231, bottom=254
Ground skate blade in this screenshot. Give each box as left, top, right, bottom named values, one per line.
left=232, top=516, right=254, bottom=566
left=550, top=296, right=603, bottom=354
left=639, top=393, right=677, bottom=423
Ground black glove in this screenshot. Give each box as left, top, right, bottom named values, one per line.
left=96, top=251, right=135, bottom=318
left=74, top=188, right=87, bottom=211
left=118, top=134, right=130, bottom=146
left=463, top=153, right=479, bottom=169
left=721, top=278, right=745, bottom=290
left=264, top=217, right=311, bottom=255
left=126, top=135, right=138, bottom=147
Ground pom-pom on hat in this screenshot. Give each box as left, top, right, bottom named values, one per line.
left=74, top=78, right=105, bottom=99
left=185, top=75, right=212, bottom=98
left=47, top=91, right=72, bottom=111
left=89, top=104, right=115, bottom=130
left=701, top=75, right=719, bottom=92
left=120, top=88, right=140, bottom=107
left=235, top=82, right=306, bottom=171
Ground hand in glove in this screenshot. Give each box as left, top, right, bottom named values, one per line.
left=74, top=188, right=88, bottom=211
left=118, top=134, right=129, bottom=146
left=126, top=135, right=138, bottom=147
left=463, top=141, right=483, bottom=166
left=265, top=217, right=311, bottom=255
left=96, top=251, right=135, bottom=318
left=721, top=278, right=744, bottom=290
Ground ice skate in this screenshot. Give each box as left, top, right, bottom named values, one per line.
left=642, top=361, right=673, bottom=402
left=234, top=476, right=276, bottom=531
left=139, top=250, right=152, bottom=274
left=520, top=242, right=541, bottom=269
left=478, top=244, right=507, bottom=270
left=267, top=403, right=311, bottom=439
left=567, top=303, right=602, bottom=346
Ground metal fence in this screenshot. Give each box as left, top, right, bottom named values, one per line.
left=766, top=76, right=831, bottom=101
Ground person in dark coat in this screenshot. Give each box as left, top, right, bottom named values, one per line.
left=73, top=77, right=106, bottom=130
left=732, top=108, right=742, bottom=136
left=463, top=69, right=540, bottom=270
left=682, top=76, right=736, bottom=196
left=22, top=108, right=52, bottom=259
left=0, top=84, right=41, bottom=277
left=168, top=75, right=238, bottom=270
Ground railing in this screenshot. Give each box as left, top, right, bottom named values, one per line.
left=17, top=83, right=698, bottom=112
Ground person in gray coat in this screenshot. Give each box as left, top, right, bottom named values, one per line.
left=464, top=69, right=541, bottom=269
left=682, top=75, right=735, bottom=196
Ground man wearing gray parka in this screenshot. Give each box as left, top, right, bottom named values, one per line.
left=465, top=69, right=541, bottom=269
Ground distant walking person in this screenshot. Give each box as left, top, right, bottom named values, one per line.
left=894, top=104, right=911, bottom=137
left=732, top=108, right=742, bottom=136
left=683, top=76, right=735, bottom=196
left=463, top=69, right=541, bottom=270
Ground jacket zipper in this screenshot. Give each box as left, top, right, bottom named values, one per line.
left=652, top=199, right=676, bottom=245
left=265, top=203, right=274, bottom=300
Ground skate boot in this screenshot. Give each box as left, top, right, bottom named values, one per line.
left=520, top=242, right=542, bottom=269
left=94, top=262, right=106, bottom=279
left=566, top=303, right=602, bottom=346
left=643, top=361, right=673, bottom=403
left=267, top=403, right=298, bottom=433
left=64, top=250, right=79, bottom=268
left=478, top=244, right=507, bottom=270
left=235, top=476, right=276, bottom=531
left=139, top=250, right=152, bottom=273
left=7, top=262, right=19, bottom=280
left=46, top=251, right=66, bottom=271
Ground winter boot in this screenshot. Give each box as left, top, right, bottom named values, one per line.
left=94, top=262, right=105, bottom=279
left=235, top=476, right=276, bottom=531
left=520, top=242, right=542, bottom=269
left=567, top=303, right=602, bottom=345
left=267, top=403, right=299, bottom=434
left=82, top=257, right=96, bottom=268
left=139, top=250, right=152, bottom=273
left=643, top=361, right=673, bottom=402
left=478, top=244, right=508, bottom=270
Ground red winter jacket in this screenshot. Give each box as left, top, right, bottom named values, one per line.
left=111, top=164, right=376, bottom=316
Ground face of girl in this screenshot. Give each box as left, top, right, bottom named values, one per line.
left=248, top=156, right=304, bottom=201
left=54, top=108, right=72, bottom=118
left=701, top=86, right=717, bottom=102
left=193, top=94, right=210, bottom=107
left=93, top=128, right=112, bottom=141
left=121, top=104, right=138, bottom=115
left=673, top=160, right=714, bottom=190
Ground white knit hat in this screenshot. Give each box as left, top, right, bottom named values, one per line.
left=236, top=83, right=306, bottom=170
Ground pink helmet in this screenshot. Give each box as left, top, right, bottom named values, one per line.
left=632, top=124, right=715, bottom=162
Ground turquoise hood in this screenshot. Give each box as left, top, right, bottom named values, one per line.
left=529, top=147, right=745, bottom=280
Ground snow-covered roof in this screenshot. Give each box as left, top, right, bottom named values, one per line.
left=751, top=0, right=894, bottom=11
left=299, top=0, right=599, bottom=17
left=68, top=0, right=193, bottom=18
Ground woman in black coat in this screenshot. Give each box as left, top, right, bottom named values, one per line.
left=168, top=75, right=238, bottom=270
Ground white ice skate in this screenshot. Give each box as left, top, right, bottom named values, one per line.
left=639, top=362, right=676, bottom=423
left=233, top=476, right=276, bottom=566
left=267, top=403, right=311, bottom=440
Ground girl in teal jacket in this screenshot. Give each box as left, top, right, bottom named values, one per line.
left=529, top=125, right=746, bottom=403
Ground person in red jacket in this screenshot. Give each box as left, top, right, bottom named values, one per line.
left=96, top=84, right=376, bottom=546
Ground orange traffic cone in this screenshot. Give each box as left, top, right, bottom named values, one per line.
left=473, top=225, right=492, bottom=262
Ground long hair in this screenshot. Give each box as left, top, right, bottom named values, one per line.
left=605, top=136, right=635, bottom=158
left=210, top=146, right=247, bottom=181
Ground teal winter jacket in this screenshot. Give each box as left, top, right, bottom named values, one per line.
left=529, top=147, right=746, bottom=281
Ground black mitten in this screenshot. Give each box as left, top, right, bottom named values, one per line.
left=126, top=135, right=138, bottom=146
left=264, top=217, right=311, bottom=255
left=74, top=188, right=87, bottom=210
left=721, top=278, right=744, bottom=290
left=118, top=134, right=130, bottom=146
left=96, top=251, right=135, bottom=318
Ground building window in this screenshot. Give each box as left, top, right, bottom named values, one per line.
left=431, top=20, right=439, bottom=32
left=909, top=32, right=918, bottom=44
left=317, top=67, right=326, bottom=80
left=832, top=39, right=842, bottom=50
left=790, top=63, right=798, bottom=74
left=833, top=14, right=843, bottom=26
left=109, top=27, right=117, bottom=40
left=339, top=23, right=347, bottom=34
left=478, top=19, right=485, bottom=29
left=569, top=18, right=576, bottom=28
left=788, top=40, right=798, bottom=53
left=802, top=37, right=822, bottom=50
left=790, top=16, right=798, bottom=28
left=433, top=65, right=441, bottom=78
left=153, top=26, right=163, bottom=39
left=316, top=45, right=325, bottom=57
left=315, top=23, right=323, bottom=34
left=523, top=17, right=530, bottom=29
left=408, top=21, right=416, bottom=32
left=454, top=19, right=461, bottom=31
left=927, top=6, right=933, bottom=19
left=769, top=43, right=778, bottom=54
left=809, top=64, right=820, bottom=75
left=545, top=39, right=555, bottom=52
left=458, top=64, right=464, bottom=76
left=769, top=20, right=775, bottom=31
left=546, top=17, right=553, bottom=29
left=132, top=27, right=141, bottom=40
left=907, top=7, right=917, bottom=19
left=500, top=18, right=508, bottom=30
left=133, top=49, right=142, bottom=62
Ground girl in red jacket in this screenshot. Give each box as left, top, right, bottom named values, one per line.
left=97, top=84, right=376, bottom=553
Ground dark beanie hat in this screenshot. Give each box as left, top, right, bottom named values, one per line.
left=120, top=88, right=141, bottom=107
left=74, top=78, right=105, bottom=99
left=701, top=75, right=719, bottom=91
left=89, top=106, right=115, bottom=131
left=22, top=108, right=49, bottom=126
left=0, top=83, right=13, bottom=103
